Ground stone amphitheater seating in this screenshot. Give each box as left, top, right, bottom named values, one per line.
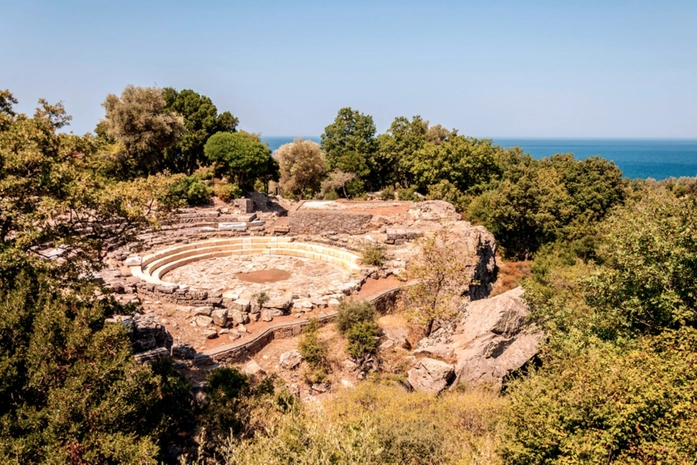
left=129, top=237, right=362, bottom=286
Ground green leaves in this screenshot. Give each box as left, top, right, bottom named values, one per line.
left=587, top=189, right=697, bottom=337
left=204, top=131, right=275, bottom=189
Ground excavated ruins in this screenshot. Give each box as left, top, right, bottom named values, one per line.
left=101, top=194, right=540, bottom=392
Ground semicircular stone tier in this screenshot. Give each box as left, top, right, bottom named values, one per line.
left=128, top=237, right=365, bottom=305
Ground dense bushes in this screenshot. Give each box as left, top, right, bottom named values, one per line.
left=501, top=329, right=697, bottom=464
left=169, top=174, right=213, bottom=206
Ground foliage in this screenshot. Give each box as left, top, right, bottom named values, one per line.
left=321, top=107, right=378, bottom=191
left=426, top=179, right=469, bottom=212
left=586, top=189, right=697, bottom=338
left=379, top=185, right=395, bottom=200
left=298, top=319, right=328, bottom=368
left=500, top=328, right=697, bottom=464
left=410, top=135, right=501, bottom=195
left=204, top=368, right=252, bottom=435
left=469, top=154, right=627, bottom=260
left=162, top=87, right=239, bottom=174
left=323, top=190, right=339, bottom=200
left=99, top=85, right=185, bottom=176
left=358, top=240, right=387, bottom=266
left=0, top=273, right=194, bottom=464
left=204, top=131, right=277, bottom=189
left=214, top=183, right=244, bottom=202
left=207, top=383, right=504, bottom=465
left=398, top=229, right=475, bottom=333
left=335, top=300, right=377, bottom=334
left=169, top=174, right=213, bottom=206
left=396, top=186, right=420, bottom=202
left=346, top=321, right=380, bottom=358
left=321, top=168, right=356, bottom=199
left=376, top=115, right=429, bottom=187
left=0, top=91, right=181, bottom=281
left=276, top=138, right=327, bottom=199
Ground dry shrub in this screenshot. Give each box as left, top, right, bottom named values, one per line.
left=206, top=383, right=505, bottom=465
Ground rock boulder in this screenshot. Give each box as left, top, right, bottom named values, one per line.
left=415, top=287, right=542, bottom=389
left=407, top=358, right=455, bottom=393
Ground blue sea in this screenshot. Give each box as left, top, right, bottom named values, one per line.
left=263, top=137, right=697, bottom=180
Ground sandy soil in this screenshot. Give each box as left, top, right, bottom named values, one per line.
left=235, top=269, right=291, bottom=284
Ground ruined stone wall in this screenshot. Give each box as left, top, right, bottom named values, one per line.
left=289, top=211, right=372, bottom=235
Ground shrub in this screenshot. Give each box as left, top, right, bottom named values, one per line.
left=214, top=183, right=243, bottom=202
left=359, top=240, right=387, bottom=266
left=380, top=185, right=396, bottom=201
left=298, top=319, right=328, bottom=367
left=500, top=329, right=697, bottom=464
left=346, top=320, right=380, bottom=357
left=169, top=174, right=213, bottom=206
left=323, top=190, right=339, bottom=200
left=397, top=186, right=420, bottom=201
left=335, top=300, right=377, bottom=334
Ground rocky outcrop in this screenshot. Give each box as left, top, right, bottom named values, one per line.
left=407, top=358, right=455, bottom=393
left=106, top=312, right=174, bottom=363
left=415, top=287, right=542, bottom=389
left=408, top=200, right=462, bottom=222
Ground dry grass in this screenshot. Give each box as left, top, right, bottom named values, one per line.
left=490, top=258, right=531, bottom=297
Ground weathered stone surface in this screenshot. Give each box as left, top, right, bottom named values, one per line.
left=219, top=222, right=247, bottom=231
left=130, top=314, right=173, bottom=352
left=211, top=309, right=228, bottom=327
left=279, top=350, right=303, bottom=369
left=204, top=328, right=218, bottom=339
left=261, top=310, right=274, bottom=322
left=408, top=200, right=461, bottom=222
left=125, top=256, right=142, bottom=266
left=407, top=358, right=455, bottom=393
left=193, top=306, right=213, bottom=316
left=195, top=315, right=214, bottom=327
left=289, top=210, right=372, bottom=235
left=134, top=347, right=170, bottom=364
left=243, top=359, right=265, bottom=377
left=380, top=327, right=410, bottom=350
left=415, top=287, right=542, bottom=389
left=231, top=309, right=250, bottom=324
left=232, top=299, right=251, bottom=312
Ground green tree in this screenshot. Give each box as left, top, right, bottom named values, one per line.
left=0, top=91, right=180, bottom=281
left=376, top=115, right=428, bottom=188
left=162, top=88, right=239, bottom=174
left=204, top=131, right=276, bottom=190
left=276, top=138, right=327, bottom=198
left=410, top=135, right=501, bottom=195
left=321, top=107, right=377, bottom=191
left=587, top=189, right=697, bottom=338
left=99, top=85, right=185, bottom=176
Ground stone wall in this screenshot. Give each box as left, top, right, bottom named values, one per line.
left=289, top=211, right=373, bottom=235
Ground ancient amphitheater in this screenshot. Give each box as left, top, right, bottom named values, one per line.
left=102, top=194, right=498, bottom=367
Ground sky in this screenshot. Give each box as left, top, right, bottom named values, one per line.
left=2, top=0, right=696, bottom=138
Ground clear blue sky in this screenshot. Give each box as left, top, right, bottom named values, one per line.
left=2, top=0, right=695, bottom=138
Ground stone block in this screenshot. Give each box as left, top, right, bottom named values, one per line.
left=193, top=306, right=213, bottom=316
left=231, top=309, right=249, bottom=324
left=211, top=309, right=228, bottom=327
left=195, top=315, right=213, bottom=327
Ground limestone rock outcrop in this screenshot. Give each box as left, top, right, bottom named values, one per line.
left=415, top=287, right=542, bottom=388
left=407, top=358, right=455, bottom=393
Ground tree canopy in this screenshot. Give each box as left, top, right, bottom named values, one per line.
left=276, top=138, right=327, bottom=199
left=204, top=131, right=277, bottom=189
left=99, top=85, right=185, bottom=176
left=162, top=88, right=238, bottom=174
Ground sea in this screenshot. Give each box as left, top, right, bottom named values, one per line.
left=262, top=137, right=697, bottom=180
